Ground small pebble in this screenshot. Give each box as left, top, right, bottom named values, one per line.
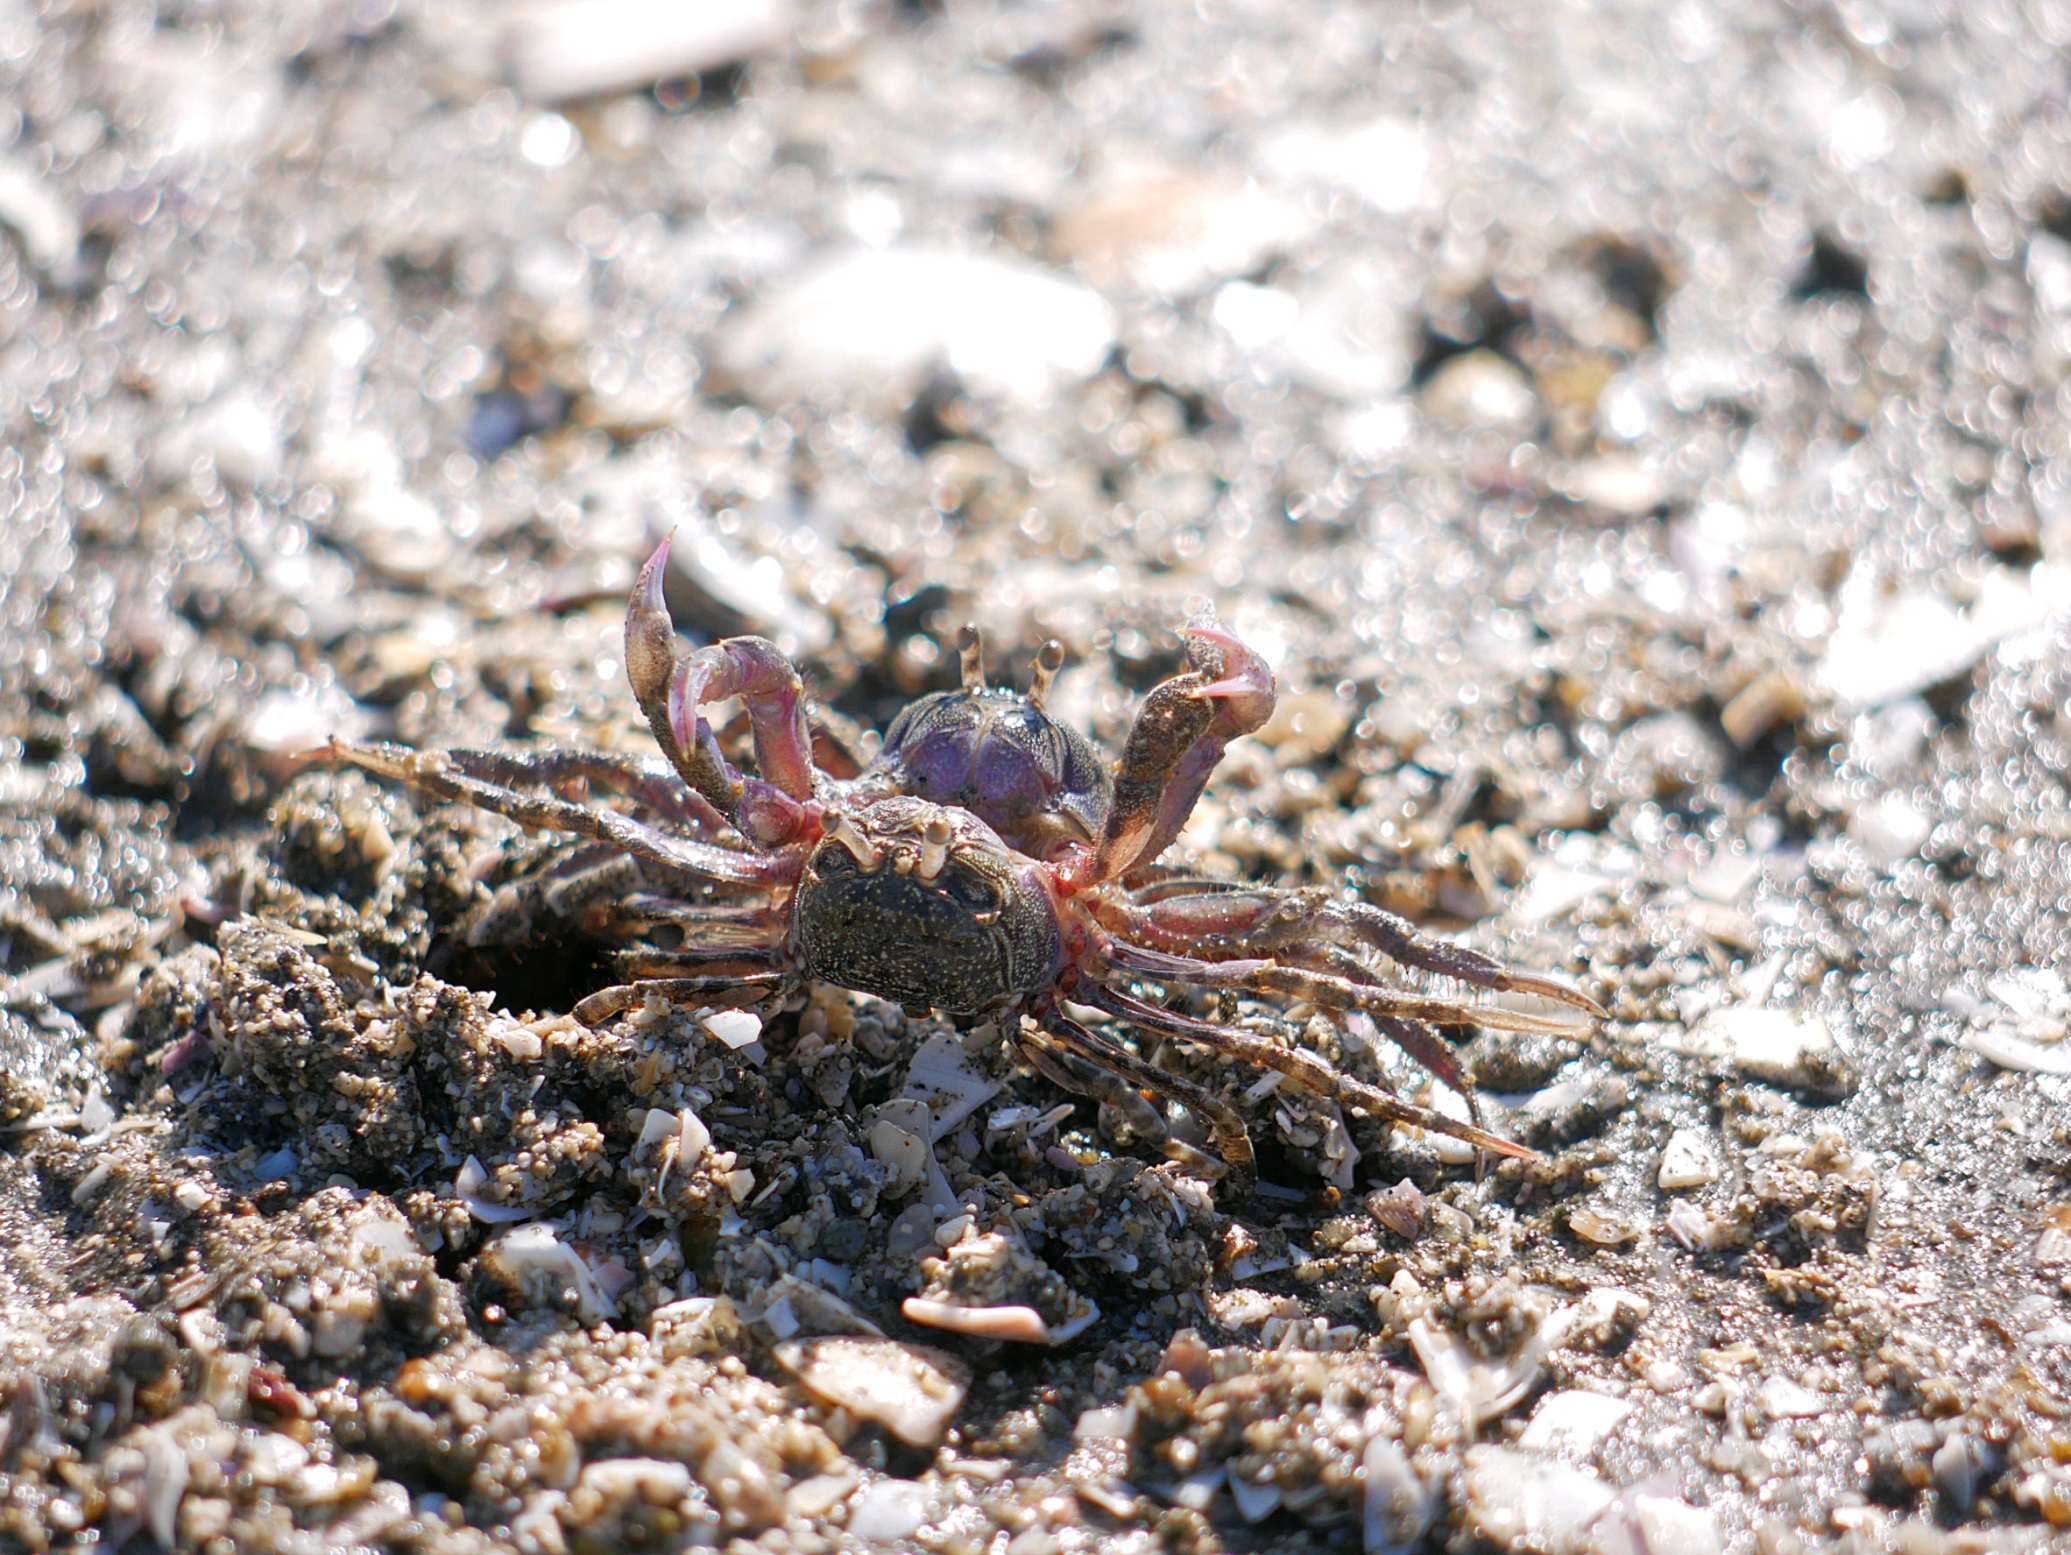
left=1657, top=1128, right=1721, bottom=1191
left=1363, top=1433, right=1434, bottom=1554
left=773, top=1337, right=970, bottom=1449
left=1626, top=1495, right=1724, bottom=1555
left=722, top=249, right=1116, bottom=404
left=1421, top=351, right=1540, bottom=432
left=1759, top=1378, right=1823, bottom=1419
left=1518, top=1390, right=1634, bottom=1454
left=846, top=1478, right=931, bottom=1542
left=1461, top=1446, right=1614, bottom=1555
left=1669, top=1006, right=1852, bottom=1095
left=502, top=0, right=790, bottom=100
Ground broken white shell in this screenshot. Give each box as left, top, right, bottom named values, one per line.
left=481, top=1224, right=616, bottom=1322
left=900, top=1297, right=1100, bottom=1346
left=702, top=1008, right=763, bottom=1050
left=773, top=1336, right=971, bottom=1448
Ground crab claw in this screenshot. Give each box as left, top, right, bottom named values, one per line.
left=625, top=534, right=680, bottom=715
left=1179, top=606, right=1274, bottom=738
left=624, top=533, right=751, bottom=818
left=621, top=533, right=819, bottom=846
left=1090, top=607, right=1279, bottom=883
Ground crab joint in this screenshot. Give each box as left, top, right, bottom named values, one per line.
left=918, top=815, right=954, bottom=881
left=823, top=811, right=880, bottom=870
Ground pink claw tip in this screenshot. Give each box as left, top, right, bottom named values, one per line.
left=635, top=532, right=676, bottom=612
left=1178, top=609, right=1245, bottom=654
left=669, top=692, right=699, bottom=755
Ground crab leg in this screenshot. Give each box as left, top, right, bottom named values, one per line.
left=1031, top=1006, right=1257, bottom=1201
left=1090, top=605, right=1276, bottom=883
left=1014, top=1024, right=1168, bottom=1143
left=572, top=971, right=791, bottom=1026
left=624, top=535, right=817, bottom=846
left=1116, top=873, right=1254, bottom=905
left=604, top=896, right=787, bottom=931
left=328, top=739, right=795, bottom=887
left=1015, top=1024, right=1238, bottom=1188
left=1093, top=889, right=1604, bottom=1032
left=1077, top=980, right=1536, bottom=1163
left=1087, top=932, right=1477, bottom=1097
left=613, top=947, right=786, bottom=979
left=1096, top=932, right=1591, bottom=1040
left=440, top=747, right=733, bottom=835
left=466, top=846, right=650, bottom=946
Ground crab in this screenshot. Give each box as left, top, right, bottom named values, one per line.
left=331, top=536, right=1602, bottom=1200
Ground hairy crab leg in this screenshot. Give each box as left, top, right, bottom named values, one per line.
left=440, top=747, right=733, bottom=835
left=1089, top=933, right=1480, bottom=1100
left=614, top=895, right=785, bottom=919
left=1013, top=1024, right=1169, bottom=1143
left=603, top=897, right=787, bottom=931
left=572, top=971, right=792, bottom=1026
left=613, top=948, right=785, bottom=979
left=1093, top=889, right=1605, bottom=1032
left=328, top=739, right=796, bottom=887
left=537, top=852, right=643, bottom=917
left=1014, top=1024, right=1235, bottom=1187
left=1096, top=933, right=1591, bottom=1038
left=1090, top=605, right=1276, bottom=883
left=1076, top=980, right=1537, bottom=1163
left=1270, top=942, right=1483, bottom=1092
left=624, top=536, right=817, bottom=846
left=1116, top=873, right=1255, bottom=904
left=467, top=847, right=647, bottom=947
left=1031, top=1007, right=1258, bottom=1201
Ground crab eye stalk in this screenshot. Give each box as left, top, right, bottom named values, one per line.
left=1027, top=639, right=1065, bottom=710
left=918, top=815, right=954, bottom=881
left=957, top=624, right=986, bottom=692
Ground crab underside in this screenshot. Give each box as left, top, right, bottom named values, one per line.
left=332, top=537, right=1603, bottom=1201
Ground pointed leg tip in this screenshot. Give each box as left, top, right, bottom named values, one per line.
left=282, top=743, right=337, bottom=771
left=1535, top=977, right=1612, bottom=1022
left=1486, top=966, right=1608, bottom=1023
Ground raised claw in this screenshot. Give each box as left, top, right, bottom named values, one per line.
left=1090, top=607, right=1278, bottom=883
left=625, top=535, right=817, bottom=846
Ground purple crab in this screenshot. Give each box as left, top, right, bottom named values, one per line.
left=332, top=537, right=1601, bottom=1198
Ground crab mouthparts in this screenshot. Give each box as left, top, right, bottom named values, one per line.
left=822, top=811, right=880, bottom=870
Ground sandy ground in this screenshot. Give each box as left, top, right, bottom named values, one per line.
left=5, top=0, right=2071, bottom=1550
